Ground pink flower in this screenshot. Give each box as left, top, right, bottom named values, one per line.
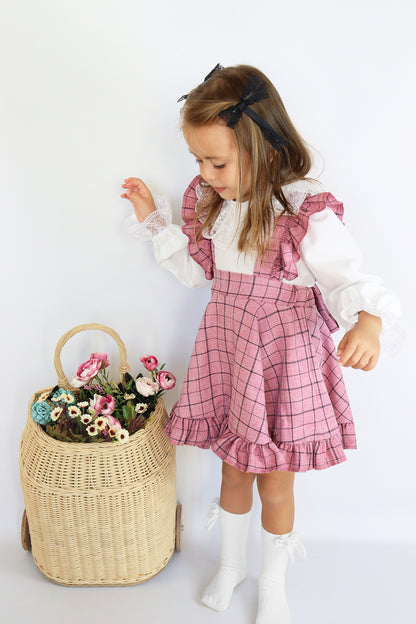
left=156, top=371, right=176, bottom=390
left=106, top=413, right=122, bottom=430
left=90, top=393, right=115, bottom=415
left=136, top=376, right=159, bottom=397
left=90, top=352, right=110, bottom=368
left=140, top=355, right=159, bottom=372
left=71, top=353, right=109, bottom=388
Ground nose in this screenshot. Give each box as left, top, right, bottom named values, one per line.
left=199, top=162, right=217, bottom=186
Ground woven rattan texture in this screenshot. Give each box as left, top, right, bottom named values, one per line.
left=20, top=398, right=177, bottom=586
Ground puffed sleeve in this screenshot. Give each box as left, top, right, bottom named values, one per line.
left=299, top=207, right=402, bottom=346
left=124, top=192, right=207, bottom=288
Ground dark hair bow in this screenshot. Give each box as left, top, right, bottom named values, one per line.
left=177, top=63, right=224, bottom=102
left=219, top=75, right=288, bottom=152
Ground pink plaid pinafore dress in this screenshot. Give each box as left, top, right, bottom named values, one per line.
left=164, top=177, right=357, bottom=473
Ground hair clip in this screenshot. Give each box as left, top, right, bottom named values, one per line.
left=177, top=63, right=224, bottom=102
left=219, top=76, right=288, bottom=152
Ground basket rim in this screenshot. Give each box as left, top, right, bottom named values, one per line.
left=26, top=388, right=166, bottom=454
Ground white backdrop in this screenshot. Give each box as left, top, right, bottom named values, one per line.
left=1, top=0, right=415, bottom=550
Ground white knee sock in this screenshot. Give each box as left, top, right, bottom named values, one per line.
left=201, top=497, right=252, bottom=611
left=256, top=527, right=306, bottom=624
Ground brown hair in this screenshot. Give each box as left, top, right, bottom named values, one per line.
left=180, top=64, right=313, bottom=257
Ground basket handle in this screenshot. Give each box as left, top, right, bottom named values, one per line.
left=53, top=323, right=130, bottom=390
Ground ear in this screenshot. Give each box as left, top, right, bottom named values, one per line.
left=266, top=144, right=275, bottom=164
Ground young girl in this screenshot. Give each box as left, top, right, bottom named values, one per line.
left=121, top=64, right=401, bottom=624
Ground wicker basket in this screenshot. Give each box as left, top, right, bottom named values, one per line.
left=19, top=323, right=181, bottom=586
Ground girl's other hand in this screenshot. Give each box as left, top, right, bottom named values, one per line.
left=121, top=177, right=156, bottom=222
left=336, top=311, right=382, bottom=371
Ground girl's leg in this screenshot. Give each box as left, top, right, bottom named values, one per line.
left=257, top=470, right=295, bottom=534
left=256, top=471, right=300, bottom=624
left=220, top=460, right=256, bottom=513
left=201, top=462, right=256, bottom=611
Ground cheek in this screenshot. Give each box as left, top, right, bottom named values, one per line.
left=228, top=163, right=240, bottom=184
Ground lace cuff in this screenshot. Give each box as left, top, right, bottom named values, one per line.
left=124, top=194, right=172, bottom=241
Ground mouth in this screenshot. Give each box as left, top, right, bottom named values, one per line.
left=214, top=187, right=226, bottom=193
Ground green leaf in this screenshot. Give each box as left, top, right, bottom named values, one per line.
left=125, top=372, right=135, bottom=385
left=127, top=400, right=135, bottom=421
left=122, top=404, right=130, bottom=424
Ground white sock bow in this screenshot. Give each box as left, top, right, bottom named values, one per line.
left=205, top=497, right=220, bottom=531
left=272, top=531, right=307, bottom=564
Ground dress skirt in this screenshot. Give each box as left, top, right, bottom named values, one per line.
left=164, top=267, right=357, bottom=473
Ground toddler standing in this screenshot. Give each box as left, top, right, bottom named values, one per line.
left=121, top=64, right=401, bottom=623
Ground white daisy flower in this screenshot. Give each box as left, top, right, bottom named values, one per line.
left=77, top=401, right=89, bottom=408
left=116, top=429, right=129, bottom=443
left=51, top=407, right=63, bottom=421
left=87, top=424, right=98, bottom=436
left=68, top=406, right=81, bottom=419
left=81, top=414, right=92, bottom=425
left=108, top=427, right=118, bottom=438
left=62, top=393, right=75, bottom=404
left=95, top=417, right=108, bottom=431
left=135, top=403, right=148, bottom=414
left=38, top=392, right=50, bottom=402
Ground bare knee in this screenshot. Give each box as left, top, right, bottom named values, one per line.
left=222, top=462, right=256, bottom=490
left=257, top=471, right=294, bottom=506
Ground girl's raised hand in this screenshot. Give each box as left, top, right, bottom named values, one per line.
left=121, top=177, right=156, bottom=222
left=336, top=311, right=382, bottom=371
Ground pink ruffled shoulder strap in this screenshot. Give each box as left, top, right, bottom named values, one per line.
left=181, top=176, right=214, bottom=280
left=298, top=192, right=345, bottom=225
left=272, top=192, right=345, bottom=280
left=271, top=192, right=345, bottom=334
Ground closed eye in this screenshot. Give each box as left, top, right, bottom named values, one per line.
left=193, top=158, right=225, bottom=169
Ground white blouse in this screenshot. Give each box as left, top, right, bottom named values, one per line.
left=125, top=180, right=402, bottom=353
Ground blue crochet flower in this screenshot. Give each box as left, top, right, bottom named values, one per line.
left=51, top=389, right=76, bottom=405
left=30, top=401, right=52, bottom=425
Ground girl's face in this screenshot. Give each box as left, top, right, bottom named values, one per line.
left=183, top=122, right=251, bottom=202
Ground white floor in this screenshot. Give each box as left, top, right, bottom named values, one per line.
left=1, top=531, right=414, bottom=624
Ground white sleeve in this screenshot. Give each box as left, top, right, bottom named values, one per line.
left=152, top=225, right=207, bottom=288
left=299, top=208, right=402, bottom=340
left=124, top=195, right=207, bottom=289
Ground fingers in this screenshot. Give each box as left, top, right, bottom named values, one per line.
left=337, top=337, right=357, bottom=367
left=122, top=177, right=146, bottom=191
left=337, top=337, right=370, bottom=369
left=338, top=342, right=378, bottom=371
left=121, top=178, right=153, bottom=205
left=361, top=353, right=379, bottom=372
left=123, top=177, right=142, bottom=185
left=361, top=359, right=374, bottom=372
left=351, top=351, right=372, bottom=369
